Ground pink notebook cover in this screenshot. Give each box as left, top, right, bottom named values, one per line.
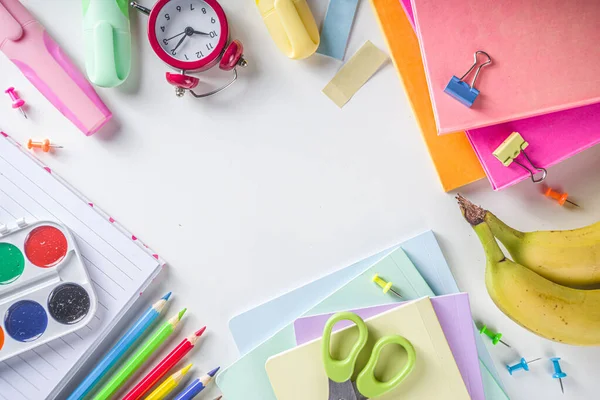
left=466, top=105, right=600, bottom=190
left=402, top=0, right=600, bottom=190
left=410, top=0, right=600, bottom=134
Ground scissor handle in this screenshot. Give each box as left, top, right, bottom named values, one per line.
left=356, top=335, right=416, bottom=399
left=322, top=312, right=368, bottom=383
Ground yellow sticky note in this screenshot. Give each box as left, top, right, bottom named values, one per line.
left=265, top=297, right=470, bottom=400
left=323, top=41, right=389, bottom=108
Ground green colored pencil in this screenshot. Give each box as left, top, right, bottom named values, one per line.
left=92, top=308, right=187, bottom=400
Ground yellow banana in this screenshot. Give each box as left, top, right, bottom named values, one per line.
left=469, top=215, right=600, bottom=345
left=463, top=196, right=600, bottom=287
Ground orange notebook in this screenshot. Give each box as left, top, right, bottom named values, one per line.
left=369, top=0, right=484, bottom=192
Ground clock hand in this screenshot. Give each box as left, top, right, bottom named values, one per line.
left=164, top=31, right=186, bottom=42
left=192, top=30, right=210, bottom=36
left=172, top=34, right=188, bottom=52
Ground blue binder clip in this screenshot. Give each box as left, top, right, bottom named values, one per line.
left=444, top=51, right=492, bottom=107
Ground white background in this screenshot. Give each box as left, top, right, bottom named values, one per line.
left=2, top=1, right=600, bottom=399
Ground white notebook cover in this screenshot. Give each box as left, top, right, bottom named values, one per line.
left=0, top=132, right=163, bottom=400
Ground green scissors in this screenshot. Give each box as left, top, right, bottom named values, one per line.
left=322, top=312, right=416, bottom=400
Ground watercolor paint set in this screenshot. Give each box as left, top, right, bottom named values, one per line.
left=0, top=218, right=97, bottom=362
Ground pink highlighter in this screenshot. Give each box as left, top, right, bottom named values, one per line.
left=0, top=0, right=111, bottom=135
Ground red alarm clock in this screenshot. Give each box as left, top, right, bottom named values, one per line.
left=131, top=0, right=247, bottom=97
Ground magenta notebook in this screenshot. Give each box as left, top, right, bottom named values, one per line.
left=466, top=105, right=600, bottom=190
left=293, top=294, right=485, bottom=400
left=401, top=0, right=600, bottom=190
left=410, top=0, right=600, bottom=134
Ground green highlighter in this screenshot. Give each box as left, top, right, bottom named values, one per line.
left=92, top=309, right=187, bottom=400
left=82, top=0, right=131, bottom=87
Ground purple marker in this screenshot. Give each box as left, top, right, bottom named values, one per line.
left=173, top=367, right=220, bottom=400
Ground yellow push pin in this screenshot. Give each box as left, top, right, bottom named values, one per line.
left=372, top=274, right=402, bottom=298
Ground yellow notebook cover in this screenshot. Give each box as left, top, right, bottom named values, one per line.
left=265, top=297, right=470, bottom=400
left=369, top=0, right=485, bottom=192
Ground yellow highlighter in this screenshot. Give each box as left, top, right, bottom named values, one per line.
left=256, top=0, right=320, bottom=59
left=145, top=364, right=193, bottom=400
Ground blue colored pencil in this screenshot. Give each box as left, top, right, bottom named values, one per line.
left=172, top=367, right=220, bottom=400
left=67, top=292, right=172, bottom=400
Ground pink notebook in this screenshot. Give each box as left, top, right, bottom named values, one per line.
left=402, top=0, right=600, bottom=190
left=466, top=105, right=600, bottom=190
left=410, top=0, right=600, bottom=134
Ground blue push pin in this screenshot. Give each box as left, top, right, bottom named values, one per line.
left=506, top=357, right=541, bottom=375
left=550, top=357, right=567, bottom=394
left=444, top=51, right=492, bottom=107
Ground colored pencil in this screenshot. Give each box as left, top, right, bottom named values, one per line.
left=123, top=327, right=207, bottom=400
left=92, top=308, right=187, bottom=400
left=146, top=363, right=193, bottom=400
left=67, top=292, right=172, bottom=400
left=173, top=367, right=220, bottom=400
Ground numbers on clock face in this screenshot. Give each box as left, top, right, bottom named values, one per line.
left=155, top=0, right=222, bottom=63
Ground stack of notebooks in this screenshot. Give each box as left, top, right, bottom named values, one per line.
left=216, top=231, right=509, bottom=399
left=370, top=0, right=600, bottom=191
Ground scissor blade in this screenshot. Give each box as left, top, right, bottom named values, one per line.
left=328, top=379, right=361, bottom=400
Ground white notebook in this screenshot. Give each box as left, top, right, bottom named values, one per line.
left=0, top=132, right=163, bottom=400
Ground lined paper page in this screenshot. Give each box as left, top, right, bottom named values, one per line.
left=0, top=135, right=162, bottom=399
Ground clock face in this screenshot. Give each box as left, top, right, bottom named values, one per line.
left=148, top=0, right=229, bottom=71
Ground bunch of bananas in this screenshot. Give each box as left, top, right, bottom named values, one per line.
left=457, top=195, right=600, bottom=345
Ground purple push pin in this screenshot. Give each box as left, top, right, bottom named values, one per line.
left=5, top=87, right=27, bottom=119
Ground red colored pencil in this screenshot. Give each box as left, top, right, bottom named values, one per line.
left=123, top=327, right=206, bottom=400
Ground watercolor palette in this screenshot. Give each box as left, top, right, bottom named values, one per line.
left=0, top=219, right=97, bottom=362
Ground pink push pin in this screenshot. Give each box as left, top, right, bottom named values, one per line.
left=5, top=87, right=27, bottom=119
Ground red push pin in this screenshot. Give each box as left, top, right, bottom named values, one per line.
left=545, top=187, right=580, bottom=208
left=5, top=87, right=27, bottom=119
left=27, top=139, right=63, bottom=153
